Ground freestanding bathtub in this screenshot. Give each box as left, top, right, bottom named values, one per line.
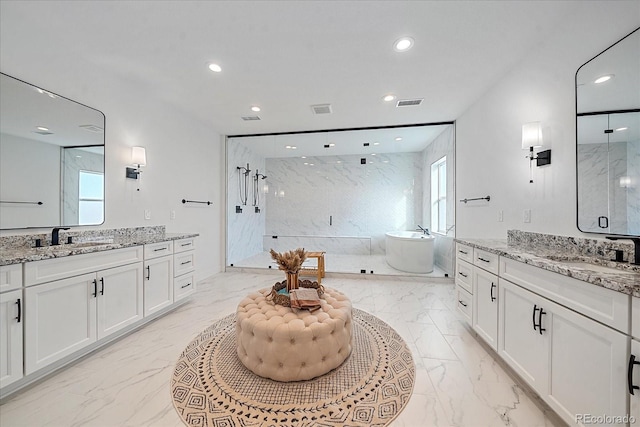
left=385, top=231, right=435, bottom=273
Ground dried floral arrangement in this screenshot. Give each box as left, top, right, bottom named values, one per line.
left=269, top=248, right=307, bottom=273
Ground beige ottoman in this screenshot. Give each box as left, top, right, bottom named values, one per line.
left=236, top=287, right=352, bottom=382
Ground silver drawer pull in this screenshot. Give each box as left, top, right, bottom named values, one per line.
left=181, top=282, right=192, bottom=289
left=180, top=261, right=191, bottom=265
left=459, top=272, right=468, bottom=278
left=154, top=247, right=168, bottom=252
left=459, top=250, right=468, bottom=255
left=478, top=257, right=491, bottom=263
left=458, top=300, right=468, bottom=307
left=181, top=242, right=192, bottom=247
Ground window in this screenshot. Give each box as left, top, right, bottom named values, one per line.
left=430, top=156, right=446, bottom=234
left=78, top=170, right=104, bottom=224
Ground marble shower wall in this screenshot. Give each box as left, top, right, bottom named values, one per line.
left=627, top=140, right=639, bottom=235
left=265, top=152, right=423, bottom=255
left=421, top=126, right=455, bottom=275
left=227, top=138, right=266, bottom=265
left=578, top=142, right=630, bottom=234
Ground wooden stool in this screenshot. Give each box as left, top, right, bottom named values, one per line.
left=299, top=251, right=326, bottom=284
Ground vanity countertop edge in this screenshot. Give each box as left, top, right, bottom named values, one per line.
left=1, top=232, right=199, bottom=266
left=455, top=238, right=640, bottom=298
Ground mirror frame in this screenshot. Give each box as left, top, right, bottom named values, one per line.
left=0, top=72, right=106, bottom=230
left=575, top=27, right=640, bottom=237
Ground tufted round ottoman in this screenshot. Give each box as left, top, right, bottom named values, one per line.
left=236, top=287, right=352, bottom=382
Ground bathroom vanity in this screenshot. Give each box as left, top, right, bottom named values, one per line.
left=455, top=231, right=639, bottom=426
left=0, top=226, right=197, bottom=398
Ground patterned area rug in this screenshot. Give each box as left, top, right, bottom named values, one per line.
left=171, top=308, right=415, bottom=427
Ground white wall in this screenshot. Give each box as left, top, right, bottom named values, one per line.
left=456, top=3, right=640, bottom=239
left=0, top=134, right=61, bottom=228
left=0, top=70, right=224, bottom=281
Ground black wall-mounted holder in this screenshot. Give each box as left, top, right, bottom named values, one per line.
left=255, top=206, right=260, bottom=213
left=126, top=167, right=140, bottom=179
left=236, top=206, right=243, bottom=213
left=536, top=149, right=551, bottom=166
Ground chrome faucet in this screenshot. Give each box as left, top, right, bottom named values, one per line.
left=51, top=227, right=70, bottom=245
left=416, top=225, right=430, bottom=235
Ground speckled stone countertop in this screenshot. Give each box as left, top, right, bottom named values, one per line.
left=0, top=227, right=198, bottom=266
left=456, top=235, right=640, bottom=297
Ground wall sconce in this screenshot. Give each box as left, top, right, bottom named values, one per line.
left=522, top=122, right=551, bottom=183
left=126, top=146, right=146, bottom=179
left=126, top=146, right=146, bottom=190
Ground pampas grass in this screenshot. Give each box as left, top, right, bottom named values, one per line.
left=270, top=248, right=307, bottom=273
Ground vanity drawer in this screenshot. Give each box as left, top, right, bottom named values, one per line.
left=144, top=241, right=173, bottom=260
left=456, top=243, right=473, bottom=263
left=0, top=264, right=22, bottom=292
left=174, top=238, right=195, bottom=254
left=474, top=248, right=499, bottom=275
left=455, top=259, right=473, bottom=294
left=174, top=251, right=195, bottom=277
left=456, top=284, right=472, bottom=325
left=24, top=246, right=143, bottom=286
left=174, top=273, right=196, bottom=301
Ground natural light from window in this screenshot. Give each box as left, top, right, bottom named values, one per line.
left=430, top=156, right=446, bottom=234
left=78, top=170, right=104, bottom=224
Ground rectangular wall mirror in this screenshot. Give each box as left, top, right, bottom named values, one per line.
left=0, top=73, right=105, bottom=229
left=576, top=28, right=640, bottom=236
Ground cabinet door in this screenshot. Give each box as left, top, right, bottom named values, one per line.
left=25, top=273, right=97, bottom=375
left=96, top=262, right=144, bottom=340
left=498, top=279, right=549, bottom=394
left=143, top=255, right=173, bottom=316
left=631, top=339, right=640, bottom=422
left=0, top=289, right=23, bottom=388
left=547, top=300, right=628, bottom=425
left=473, top=268, right=498, bottom=350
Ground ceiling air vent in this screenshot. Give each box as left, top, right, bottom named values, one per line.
left=79, top=124, right=104, bottom=133
left=241, top=116, right=261, bottom=121
left=311, top=104, right=332, bottom=115
left=396, top=98, right=423, bottom=107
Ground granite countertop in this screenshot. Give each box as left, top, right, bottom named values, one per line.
left=456, top=238, right=640, bottom=297
left=0, top=232, right=199, bottom=266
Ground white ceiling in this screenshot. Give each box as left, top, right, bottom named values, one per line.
left=0, top=1, right=585, bottom=138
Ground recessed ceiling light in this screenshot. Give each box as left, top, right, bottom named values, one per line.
left=594, top=74, right=613, bottom=84
left=329, top=143, right=335, bottom=147
left=303, top=162, right=309, bottom=165
left=393, top=37, right=414, bottom=52
left=309, top=163, right=314, bottom=166
left=208, top=63, right=222, bottom=73
left=383, top=94, right=396, bottom=102
left=615, top=127, right=628, bottom=131
left=383, top=160, right=389, bottom=163
left=373, top=142, right=380, bottom=146
left=291, top=146, right=297, bottom=150
left=285, top=145, right=292, bottom=149
left=372, top=153, right=377, bottom=156
left=395, top=137, right=402, bottom=141
left=337, top=160, right=342, bottom=164
left=36, top=126, right=49, bottom=131
left=251, top=106, right=261, bottom=112
left=301, top=156, right=307, bottom=159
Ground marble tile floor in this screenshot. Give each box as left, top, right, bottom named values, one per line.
left=0, top=271, right=565, bottom=427
left=230, top=251, right=450, bottom=279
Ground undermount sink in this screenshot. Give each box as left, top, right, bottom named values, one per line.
left=562, top=261, right=637, bottom=275
left=68, top=241, right=113, bottom=248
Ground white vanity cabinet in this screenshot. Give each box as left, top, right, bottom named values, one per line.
left=472, top=265, right=499, bottom=350
left=23, top=247, right=144, bottom=375
left=143, top=241, right=174, bottom=316
left=455, top=243, right=473, bottom=325
left=0, top=288, right=23, bottom=388
left=499, top=260, right=629, bottom=426
left=0, top=264, right=22, bottom=293
left=174, top=238, right=196, bottom=301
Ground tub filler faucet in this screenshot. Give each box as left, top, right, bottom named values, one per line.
left=416, top=225, right=430, bottom=235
